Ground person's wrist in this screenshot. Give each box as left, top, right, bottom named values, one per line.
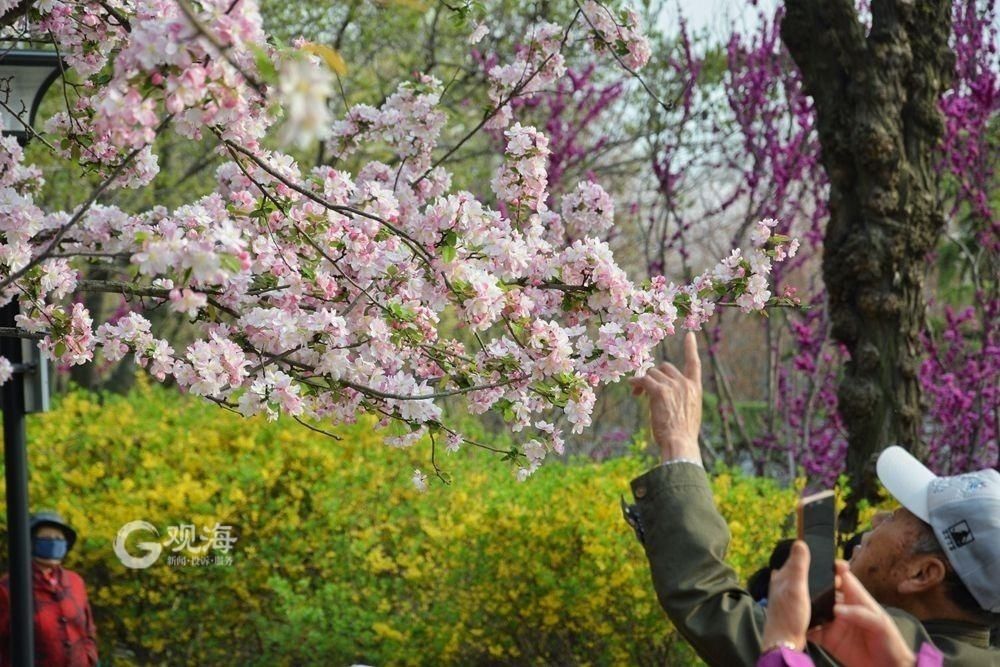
left=761, top=639, right=803, bottom=656
left=658, top=457, right=703, bottom=469
left=761, top=628, right=805, bottom=653
left=658, top=436, right=701, bottom=464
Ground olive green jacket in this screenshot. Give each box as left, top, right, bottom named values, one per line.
left=626, top=463, right=998, bottom=666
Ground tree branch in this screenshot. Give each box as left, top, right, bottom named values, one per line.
left=0, top=327, right=45, bottom=341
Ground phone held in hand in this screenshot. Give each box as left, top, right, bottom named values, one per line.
left=797, top=489, right=837, bottom=627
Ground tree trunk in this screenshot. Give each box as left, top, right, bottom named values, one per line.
left=0, top=2, right=32, bottom=28
left=780, top=0, right=954, bottom=527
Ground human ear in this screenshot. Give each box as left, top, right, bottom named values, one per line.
left=896, top=555, right=947, bottom=595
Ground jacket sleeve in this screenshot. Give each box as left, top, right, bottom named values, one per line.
left=82, top=586, right=98, bottom=667
left=629, top=463, right=767, bottom=667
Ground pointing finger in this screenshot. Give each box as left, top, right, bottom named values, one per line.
left=683, top=331, right=701, bottom=385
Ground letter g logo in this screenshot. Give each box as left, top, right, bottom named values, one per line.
left=114, top=520, right=162, bottom=569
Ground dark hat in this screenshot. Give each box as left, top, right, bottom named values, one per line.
left=29, top=510, right=77, bottom=552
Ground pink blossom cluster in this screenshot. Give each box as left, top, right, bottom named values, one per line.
left=581, top=1, right=652, bottom=70
left=330, top=76, right=446, bottom=174
left=0, top=1, right=798, bottom=483
left=491, top=123, right=551, bottom=214
left=37, top=0, right=272, bottom=188
left=733, top=218, right=799, bottom=312
left=485, top=21, right=567, bottom=130
left=561, top=181, right=614, bottom=240
left=94, top=312, right=175, bottom=381
left=0, top=356, right=11, bottom=386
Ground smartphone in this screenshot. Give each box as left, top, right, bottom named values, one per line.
left=797, top=490, right=836, bottom=627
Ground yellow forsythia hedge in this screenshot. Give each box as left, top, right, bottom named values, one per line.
left=0, top=380, right=806, bottom=665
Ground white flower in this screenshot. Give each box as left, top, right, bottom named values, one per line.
left=276, top=56, right=335, bottom=150
left=468, top=22, right=489, bottom=45
left=411, top=468, right=428, bottom=492
left=0, top=356, right=12, bottom=386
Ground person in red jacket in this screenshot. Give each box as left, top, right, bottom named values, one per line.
left=0, top=511, right=98, bottom=667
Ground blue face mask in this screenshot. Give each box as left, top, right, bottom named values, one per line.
left=32, top=537, right=68, bottom=561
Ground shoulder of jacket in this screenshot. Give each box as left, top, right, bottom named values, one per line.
left=61, top=569, right=87, bottom=587
left=883, top=607, right=934, bottom=642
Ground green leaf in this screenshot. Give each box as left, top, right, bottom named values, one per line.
left=387, top=302, right=416, bottom=322
left=438, top=229, right=458, bottom=263
left=220, top=254, right=242, bottom=274
left=500, top=447, right=521, bottom=462
left=250, top=45, right=278, bottom=84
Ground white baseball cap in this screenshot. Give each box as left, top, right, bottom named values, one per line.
left=876, top=446, right=1000, bottom=613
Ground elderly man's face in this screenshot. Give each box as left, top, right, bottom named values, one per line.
left=849, top=507, right=929, bottom=607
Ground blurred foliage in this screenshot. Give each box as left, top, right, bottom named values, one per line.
left=0, top=381, right=874, bottom=665
left=930, top=114, right=999, bottom=316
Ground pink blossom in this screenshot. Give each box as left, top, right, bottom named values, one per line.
left=581, top=1, right=651, bottom=70
left=561, top=181, right=614, bottom=239
left=169, top=288, right=208, bottom=317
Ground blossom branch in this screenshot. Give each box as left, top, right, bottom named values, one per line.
left=0, top=115, right=172, bottom=294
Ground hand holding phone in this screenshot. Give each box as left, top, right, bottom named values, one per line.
left=797, top=490, right=837, bottom=627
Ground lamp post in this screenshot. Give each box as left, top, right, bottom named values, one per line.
left=0, top=48, right=61, bottom=667
left=0, top=49, right=62, bottom=145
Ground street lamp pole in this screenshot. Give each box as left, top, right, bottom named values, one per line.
left=0, top=301, right=32, bottom=667
left=1, top=47, right=62, bottom=667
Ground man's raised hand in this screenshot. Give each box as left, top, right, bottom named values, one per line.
left=629, top=331, right=703, bottom=465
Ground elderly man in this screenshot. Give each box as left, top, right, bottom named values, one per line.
left=625, top=332, right=998, bottom=666
left=0, top=511, right=98, bottom=667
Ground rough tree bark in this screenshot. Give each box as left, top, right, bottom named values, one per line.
left=0, top=2, right=32, bottom=28
left=780, top=0, right=954, bottom=527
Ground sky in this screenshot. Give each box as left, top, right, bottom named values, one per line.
left=659, top=0, right=781, bottom=43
